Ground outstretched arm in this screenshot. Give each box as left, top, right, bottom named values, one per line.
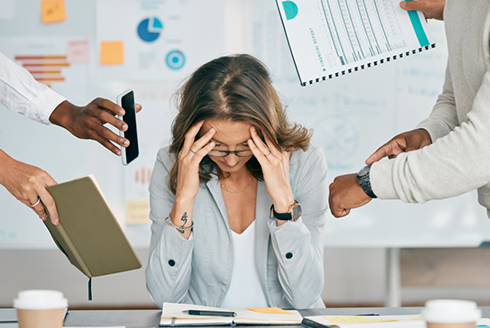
left=49, top=99, right=142, bottom=156
left=1, top=51, right=142, bottom=156
left=0, top=150, right=59, bottom=225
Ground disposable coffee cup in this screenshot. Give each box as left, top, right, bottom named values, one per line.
left=13, top=290, right=68, bottom=328
left=422, top=299, right=481, bottom=328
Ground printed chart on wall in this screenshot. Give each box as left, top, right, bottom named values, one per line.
left=96, top=0, right=226, bottom=81
left=0, top=37, right=88, bottom=104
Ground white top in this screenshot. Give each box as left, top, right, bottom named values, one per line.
left=220, top=220, right=268, bottom=308
left=0, top=51, right=66, bottom=125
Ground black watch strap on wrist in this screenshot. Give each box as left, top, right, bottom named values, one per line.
left=270, top=201, right=302, bottom=221
left=357, top=165, right=377, bottom=199
left=271, top=205, right=292, bottom=220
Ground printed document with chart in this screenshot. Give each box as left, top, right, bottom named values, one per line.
left=276, top=0, right=434, bottom=85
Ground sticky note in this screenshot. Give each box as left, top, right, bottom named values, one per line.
left=126, top=200, right=150, bottom=225
left=41, top=0, right=66, bottom=24
left=100, top=41, right=124, bottom=65
left=246, top=307, right=293, bottom=315
left=324, top=316, right=397, bottom=324
left=67, top=40, right=90, bottom=63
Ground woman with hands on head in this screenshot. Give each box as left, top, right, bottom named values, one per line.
left=146, top=54, right=328, bottom=309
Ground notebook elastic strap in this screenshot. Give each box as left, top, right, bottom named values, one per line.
left=88, top=277, right=92, bottom=301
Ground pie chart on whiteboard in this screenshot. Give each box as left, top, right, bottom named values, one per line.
left=137, top=17, right=163, bottom=42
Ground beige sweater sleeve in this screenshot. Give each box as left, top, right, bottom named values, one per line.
left=370, top=62, right=490, bottom=203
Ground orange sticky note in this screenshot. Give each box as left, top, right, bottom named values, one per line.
left=100, top=41, right=124, bottom=65
left=246, top=307, right=293, bottom=315
left=41, top=0, right=66, bottom=24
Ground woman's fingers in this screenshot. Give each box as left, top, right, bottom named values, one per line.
left=193, top=141, right=215, bottom=162
left=263, top=134, right=283, bottom=158
left=248, top=137, right=266, bottom=163
left=182, top=121, right=206, bottom=154
left=191, top=128, right=215, bottom=154
left=250, top=126, right=272, bottom=157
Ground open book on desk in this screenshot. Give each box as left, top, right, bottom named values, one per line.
left=302, top=315, right=490, bottom=328
left=302, top=315, right=424, bottom=328
left=160, top=302, right=303, bottom=326
left=276, top=0, right=435, bottom=86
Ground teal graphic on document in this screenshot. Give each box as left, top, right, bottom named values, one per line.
left=283, top=1, right=298, bottom=20
left=407, top=10, right=429, bottom=47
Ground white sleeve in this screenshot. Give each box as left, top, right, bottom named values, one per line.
left=0, top=51, right=66, bottom=125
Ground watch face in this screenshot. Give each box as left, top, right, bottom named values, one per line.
left=292, top=204, right=302, bottom=220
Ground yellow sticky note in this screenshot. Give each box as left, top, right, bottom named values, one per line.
left=324, top=316, right=397, bottom=324
left=41, top=0, right=66, bottom=24
left=100, top=41, right=124, bottom=65
left=126, top=200, right=150, bottom=225
left=246, top=307, right=293, bottom=315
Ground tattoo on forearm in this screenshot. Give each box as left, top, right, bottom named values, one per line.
left=179, top=212, right=188, bottom=234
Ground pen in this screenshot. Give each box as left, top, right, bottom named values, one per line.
left=356, top=314, right=379, bottom=316
left=183, top=310, right=237, bottom=317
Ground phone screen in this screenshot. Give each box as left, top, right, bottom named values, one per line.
left=121, top=91, right=139, bottom=165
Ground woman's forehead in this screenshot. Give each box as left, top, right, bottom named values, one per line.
left=202, top=119, right=252, bottom=145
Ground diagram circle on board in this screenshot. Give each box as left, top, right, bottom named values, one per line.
left=313, top=116, right=358, bottom=163
left=166, top=50, right=186, bottom=70
left=137, top=17, right=163, bottom=43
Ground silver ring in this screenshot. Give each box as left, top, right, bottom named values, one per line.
left=30, top=197, right=41, bottom=207
left=190, top=149, right=196, bottom=154
left=264, top=151, right=271, bottom=157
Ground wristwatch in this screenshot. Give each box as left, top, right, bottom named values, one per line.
left=357, top=165, right=377, bottom=198
left=270, top=201, right=302, bottom=221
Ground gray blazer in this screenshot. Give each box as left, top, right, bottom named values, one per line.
left=146, top=144, right=328, bottom=309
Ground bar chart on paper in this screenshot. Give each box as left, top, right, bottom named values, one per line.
left=276, top=0, right=434, bottom=85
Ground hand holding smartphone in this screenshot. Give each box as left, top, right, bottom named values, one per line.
left=117, top=89, right=139, bottom=165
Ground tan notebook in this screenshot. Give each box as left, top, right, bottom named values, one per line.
left=43, top=174, right=142, bottom=278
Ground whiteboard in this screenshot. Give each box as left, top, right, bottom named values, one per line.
left=1, top=0, right=490, bottom=250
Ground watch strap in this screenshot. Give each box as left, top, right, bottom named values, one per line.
left=270, top=201, right=301, bottom=221
left=357, top=165, right=377, bottom=199
left=271, top=204, right=293, bottom=220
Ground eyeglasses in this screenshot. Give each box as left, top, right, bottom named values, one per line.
left=208, top=149, right=253, bottom=157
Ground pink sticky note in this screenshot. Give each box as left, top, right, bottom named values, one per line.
left=67, top=40, right=90, bottom=63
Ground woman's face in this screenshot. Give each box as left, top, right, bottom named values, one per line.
left=200, top=119, right=254, bottom=175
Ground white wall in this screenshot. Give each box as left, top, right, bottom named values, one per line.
left=1, top=248, right=388, bottom=308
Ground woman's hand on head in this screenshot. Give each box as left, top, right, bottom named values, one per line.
left=248, top=126, right=295, bottom=216
left=175, top=121, right=215, bottom=202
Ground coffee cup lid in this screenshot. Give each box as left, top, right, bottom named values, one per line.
left=14, top=290, right=68, bottom=310
left=422, top=299, right=481, bottom=323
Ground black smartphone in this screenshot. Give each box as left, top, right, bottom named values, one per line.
left=117, top=89, right=139, bottom=165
